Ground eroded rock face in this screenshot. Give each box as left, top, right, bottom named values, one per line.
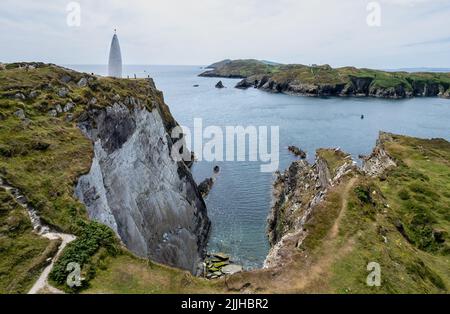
left=235, top=75, right=447, bottom=99
left=362, top=132, right=397, bottom=177
left=75, top=102, right=210, bottom=274
left=265, top=150, right=355, bottom=268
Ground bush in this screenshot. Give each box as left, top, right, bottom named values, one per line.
left=398, top=189, right=410, bottom=200
left=354, top=186, right=372, bottom=204
left=49, top=220, right=119, bottom=291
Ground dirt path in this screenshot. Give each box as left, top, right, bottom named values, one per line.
left=271, top=177, right=358, bottom=292
left=28, top=233, right=76, bottom=294
left=0, top=178, right=76, bottom=294
left=330, top=177, right=358, bottom=238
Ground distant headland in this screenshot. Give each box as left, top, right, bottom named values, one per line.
left=199, top=59, right=450, bottom=99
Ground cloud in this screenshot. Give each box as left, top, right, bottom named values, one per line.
left=0, top=0, right=449, bottom=68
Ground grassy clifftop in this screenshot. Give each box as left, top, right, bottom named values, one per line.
left=0, top=63, right=210, bottom=293
left=1, top=63, right=449, bottom=294
left=200, top=59, right=450, bottom=98
left=227, top=133, right=450, bottom=293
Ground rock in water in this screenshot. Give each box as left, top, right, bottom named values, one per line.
left=108, top=32, right=123, bottom=78
left=75, top=94, right=210, bottom=275
left=215, top=81, right=225, bottom=88
left=288, top=146, right=307, bottom=159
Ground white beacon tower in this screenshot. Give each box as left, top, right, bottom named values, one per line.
left=108, top=30, right=123, bottom=78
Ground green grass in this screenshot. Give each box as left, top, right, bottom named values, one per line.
left=83, top=253, right=223, bottom=294
left=49, top=221, right=121, bottom=292
left=317, top=148, right=350, bottom=178
left=327, top=134, right=450, bottom=293
left=0, top=189, right=60, bottom=294
left=201, top=60, right=450, bottom=95
left=0, top=63, right=182, bottom=292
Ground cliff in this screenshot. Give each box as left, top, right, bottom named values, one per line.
left=0, top=63, right=210, bottom=293
left=226, top=133, right=450, bottom=293
left=266, top=148, right=355, bottom=268
left=200, top=60, right=450, bottom=99
left=75, top=98, right=210, bottom=274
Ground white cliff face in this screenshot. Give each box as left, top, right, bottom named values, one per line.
left=108, top=34, right=123, bottom=78
left=75, top=101, right=210, bottom=274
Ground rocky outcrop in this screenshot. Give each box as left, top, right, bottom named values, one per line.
left=203, top=253, right=243, bottom=279
left=362, top=132, right=397, bottom=177
left=75, top=88, right=210, bottom=274
left=202, top=59, right=450, bottom=99
left=215, top=81, right=225, bottom=88
left=265, top=149, right=355, bottom=268
left=288, top=146, right=307, bottom=159
left=198, top=178, right=214, bottom=198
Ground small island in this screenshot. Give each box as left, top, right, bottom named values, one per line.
left=200, top=59, right=450, bottom=99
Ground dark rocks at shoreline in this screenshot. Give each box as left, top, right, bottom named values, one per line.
left=235, top=79, right=256, bottom=89
left=203, top=253, right=243, bottom=279
left=288, top=146, right=307, bottom=159
left=234, top=76, right=450, bottom=99
left=215, top=81, right=225, bottom=89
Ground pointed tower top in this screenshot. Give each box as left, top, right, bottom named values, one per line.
left=108, top=31, right=122, bottom=78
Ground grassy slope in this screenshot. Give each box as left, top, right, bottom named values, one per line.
left=84, top=253, right=224, bottom=294
left=328, top=135, right=450, bottom=293
left=226, top=134, right=449, bottom=294
left=0, top=63, right=209, bottom=293
left=0, top=189, right=60, bottom=293
left=80, top=123, right=450, bottom=294
left=200, top=59, right=450, bottom=93
left=1, top=64, right=448, bottom=294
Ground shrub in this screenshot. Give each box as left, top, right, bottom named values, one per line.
left=49, top=220, right=119, bottom=291
left=354, top=186, right=372, bottom=204
left=398, top=189, right=410, bottom=200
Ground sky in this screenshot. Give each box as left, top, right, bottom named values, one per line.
left=1, top=0, right=449, bottom=68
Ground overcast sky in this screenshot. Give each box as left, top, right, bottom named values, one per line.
left=1, top=0, right=449, bottom=68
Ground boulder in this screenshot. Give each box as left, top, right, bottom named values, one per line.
left=15, top=93, right=26, bottom=100
left=215, top=81, right=225, bottom=89
left=58, top=87, right=69, bottom=98
left=14, top=109, right=26, bottom=120
left=63, top=102, right=75, bottom=112
left=288, top=146, right=307, bottom=159
left=55, top=104, right=63, bottom=113
left=77, top=77, right=88, bottom=87
left=48, top=109, right=58, bottom=117
left=221, top=264, right=243, bottom=275
left=29, top=90, right=39, bottom=99
left=60, top=75, right=72, bottom=84
left=213, top=165, right=220, bottom=174
left=212, top=252, right=230, bottom=261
